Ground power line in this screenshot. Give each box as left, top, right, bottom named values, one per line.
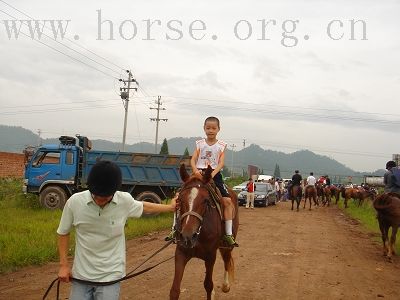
left=0, top=103, right=121, bottom=115
left=0, top=12, right=120, bottom=80
left=169, top=100, right=400, bottom=126
left=0, top=98, right=120, bottom=109
left=0, top=8, right=121, bottom=77
left=161, top=95, right=400, bottom=118
left=0, top=0, right=125, bottom=73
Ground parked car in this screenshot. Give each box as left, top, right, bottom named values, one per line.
left=232, top=181, right=249, bottom=193
left=237, top=182, right=277, bottom=207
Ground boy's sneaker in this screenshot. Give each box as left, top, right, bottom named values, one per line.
left=223, top=234, right=239, bottom=247
left=165, top=229, right=176, bottom=241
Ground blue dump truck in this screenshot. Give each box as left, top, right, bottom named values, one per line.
left=23, top=135, right=190, bottom=209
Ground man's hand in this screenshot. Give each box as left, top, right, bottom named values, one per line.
left=58, top=264, right=72, bottom=283
left=170, top=192, right=179, bottom=211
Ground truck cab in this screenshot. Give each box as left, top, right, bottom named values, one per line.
left=24, top=139, right=80, bottom=209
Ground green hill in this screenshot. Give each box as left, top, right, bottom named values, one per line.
left=0, top=125, right=385, bottom=181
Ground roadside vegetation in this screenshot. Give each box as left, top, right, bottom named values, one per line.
left=0, top=178, right=172, bottom=274
left=3, top=176, right=397, bottom=273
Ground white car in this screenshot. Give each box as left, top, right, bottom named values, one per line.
left=232, top=181, right=248, bottom=193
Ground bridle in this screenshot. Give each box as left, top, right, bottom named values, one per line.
left=176, top=181, right=211, bottom=243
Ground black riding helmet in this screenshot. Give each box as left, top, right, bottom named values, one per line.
left=87, top=160, right=122, bottom=196
left=386, top=160, right=397, bottom=170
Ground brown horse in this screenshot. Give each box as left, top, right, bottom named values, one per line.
left=373, top=193, right=400, bottom=261
left=328, top=185, right=341, bottom=205
left=322, top=186, right=332, bottom=206
left=316, top=182, right=325, bottom=204
left=341, top=186, right=376, bottom=208
left=290, top=185, right=302, bottom=211
left=170, top=165, right=238, bottom=300
left=304, top=185, right=318, bottom=210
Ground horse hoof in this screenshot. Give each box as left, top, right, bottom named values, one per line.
left=222, top=284, right=230, bottom=293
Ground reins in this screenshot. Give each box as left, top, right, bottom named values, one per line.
left=42, top=240, right=174, bottom=300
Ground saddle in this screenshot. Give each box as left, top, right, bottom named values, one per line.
left=205, top=181, right=223, bottom=220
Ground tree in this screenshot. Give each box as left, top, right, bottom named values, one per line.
left=160, top=138, right=169, bottom=154
left=183, top=147, right=190, bottom=156
left=274, top=163, right=281, bottom=179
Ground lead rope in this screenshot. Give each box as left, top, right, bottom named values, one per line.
left=42, top=240, right=174, bottom=300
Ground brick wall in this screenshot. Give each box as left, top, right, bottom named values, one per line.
left=0, top=152, right=25, bottom=178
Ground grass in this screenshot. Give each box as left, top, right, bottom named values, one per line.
left=336, top=196, right=400, bottom=254
left=0, top=178, right=173, bottom=274
left=4, top=176, right=398, bottom=273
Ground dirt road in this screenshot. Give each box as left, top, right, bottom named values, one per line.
left=1, top=201, right=399, bottom=299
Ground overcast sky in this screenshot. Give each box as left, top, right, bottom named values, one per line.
left=1, top=0, right=399, bottom=172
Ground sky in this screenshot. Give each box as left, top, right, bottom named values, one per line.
left=1, top=0, right=399, bottom=172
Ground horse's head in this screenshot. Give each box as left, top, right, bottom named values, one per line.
left=177, top=164, right=213, bottom=248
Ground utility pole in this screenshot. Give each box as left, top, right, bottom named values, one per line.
left=243, top=139, right=246, bottom=149
left=230, top=144, right=236, bottom=177
left=150, top=96, right=168, bottom=153
left=119, top=70, right=138, bottom=151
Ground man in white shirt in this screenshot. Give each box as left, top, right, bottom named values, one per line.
left=57, top=160, right=176, bottom=300
left=306, top=172, right=316, bottom=186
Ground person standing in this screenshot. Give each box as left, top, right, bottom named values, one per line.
left=274, top=179, right=281, bottom=202
left=246, top=178, right=255, bottom=209
left=57, top=160, right=177, bottom=300
left=384, top=160, right=400, bottom=193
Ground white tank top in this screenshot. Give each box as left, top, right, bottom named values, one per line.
left=195, top=139, right=227, bottom=169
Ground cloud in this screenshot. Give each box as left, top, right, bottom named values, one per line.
left=197, top=71, right=227, bottom=91
left=252, top=57, right=290, bottom=84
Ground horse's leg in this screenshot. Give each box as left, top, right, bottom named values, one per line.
left=377, top=217, right=389, bottom=257
left=204, top=254, right=217, bottom=300
left=296, top=195, right=300, bottom=212
left=291, top=198, right=294, bottom=210
left=388, top=225, right=398, bottom=261
left=303, top=192, right=306, bottom=209
left=170, top=249, right=190, bottom=300
left=219, top=248, right=234, bottom=293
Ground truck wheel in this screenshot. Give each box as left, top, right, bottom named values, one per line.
left=136, top=192, right=162, bottom=217
left=40, top=186, right=67, bottom=210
